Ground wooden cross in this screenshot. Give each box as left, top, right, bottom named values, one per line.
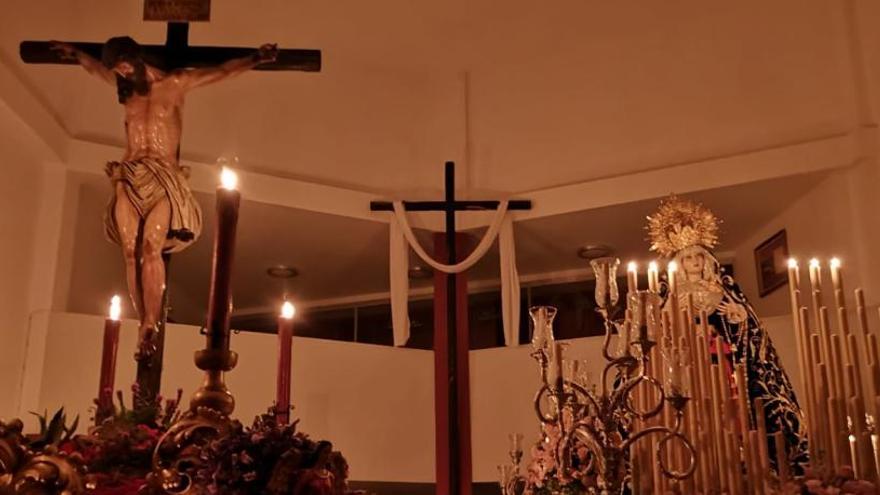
left=19, top=1, right=320, bottom=410
left=20, top=22, right=320, bottom=73
left=371, top=162, right=531, bottom=495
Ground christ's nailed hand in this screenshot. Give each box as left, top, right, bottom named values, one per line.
left=49, top=40, right=78, bottom=60
left=257, top=43, right=279, bottom=63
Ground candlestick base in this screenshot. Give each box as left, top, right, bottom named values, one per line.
left=190, top=349, right=238, bottom=416
left=190, top=382, right=235, bottom=416
left=194, top=349, right=238, bottom=371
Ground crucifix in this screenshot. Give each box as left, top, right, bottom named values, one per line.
left=371, top=162, right=531, bottom=495
left=20, top=0, right=320, bottom=412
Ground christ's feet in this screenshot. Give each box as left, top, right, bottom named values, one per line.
left=135, top=325, right=159, bottom=362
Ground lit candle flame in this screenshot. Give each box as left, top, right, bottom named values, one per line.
left=627, top=261, right=637, bottom=273
left=220, top=167, right=238, bottom=191
left=109, top=295, right=121, bottom=321
left=830, top=258, right=841, bottom=269
left=648, top=261, right=658, bottom=272
left=787, top=258, right=798, bottom=269
left=809, top=258, right=820, bottom=269
left=281, top=301, right=296, bottom=320
left=667, top=261, right=678, bottom=273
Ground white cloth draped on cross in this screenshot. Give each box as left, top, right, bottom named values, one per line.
left=389, top=200, right=521, bottom=347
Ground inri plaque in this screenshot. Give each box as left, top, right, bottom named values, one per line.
left=144, top=0, right=211, bottom=22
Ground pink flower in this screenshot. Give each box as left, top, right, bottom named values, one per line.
left=136, top=424, right=159, bottom=438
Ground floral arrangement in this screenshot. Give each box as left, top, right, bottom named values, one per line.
left=187, top=409, right=349, bottom=495
left=523, top=421, right=596, bottom=495
left=26, top=384, right=352, bottom=495
left=56, top=384, right=183, bottom=493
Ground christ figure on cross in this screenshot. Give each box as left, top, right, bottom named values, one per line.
left=51, top=36, right=278, bottom=360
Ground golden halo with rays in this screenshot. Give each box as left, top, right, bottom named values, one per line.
left=646, top=195, right=721, bottom=258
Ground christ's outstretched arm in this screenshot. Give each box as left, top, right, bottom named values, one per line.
left=177, top=43, right=278, bottom=90
left=49, top=41, right=115, bottom=85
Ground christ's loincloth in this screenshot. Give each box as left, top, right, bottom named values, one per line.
left=104, top=157, right=203, bottom=253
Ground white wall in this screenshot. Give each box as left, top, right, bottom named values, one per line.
left=0, top=151, right=47, bottom=419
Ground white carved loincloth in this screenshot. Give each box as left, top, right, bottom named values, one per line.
left=104, top=157, right=202, bottom=253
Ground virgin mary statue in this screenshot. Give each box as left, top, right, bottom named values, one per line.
left=646, top=196, right=809, bottom=473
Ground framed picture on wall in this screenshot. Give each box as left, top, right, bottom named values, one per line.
left=754, top=229, right=789, bottom=297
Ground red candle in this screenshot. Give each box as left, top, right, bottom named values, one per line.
left=97, top=295, right=122, bottom=420
left=276, top=301, right=295, bottom=424
left=206, top=168, right=241, bottom=352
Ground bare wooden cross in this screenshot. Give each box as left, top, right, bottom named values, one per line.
left=372, top=162, right=531, bottom=495
left=19, top=0, right=320, bottom=412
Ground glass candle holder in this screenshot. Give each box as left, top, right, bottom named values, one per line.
left=628, top=291, right=662, bottom=341
left=529, top=306, right=558, bottom=352
left=590, top=257, right=620, bottom=312
left=662, top=346, right=691, bottom=399
left=497, top=464, right=514, bottom=494
left=508, top=432, right=523, bottom=456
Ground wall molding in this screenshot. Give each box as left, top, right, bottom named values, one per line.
left=62, top=130, right=861, bottom=232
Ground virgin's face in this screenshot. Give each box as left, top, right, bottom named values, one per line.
left=682, top=252, right=704, bottom=277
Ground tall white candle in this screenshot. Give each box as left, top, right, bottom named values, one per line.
left=648, top=261, right=659, bottom=293
left=830, top=258, right=846, bottom=311
left=809, top=258, right=822, bottom=293
left=849, top=434, right=859, bottom=476
left=787, top=258, right=800, bottom=290
left=872, top=434, right=879, bottom=481
left=627, top=261, right=638, bottom=295
left=667, top=260, right=678, bottom=295
left=830, top=257, right=842, bottom=290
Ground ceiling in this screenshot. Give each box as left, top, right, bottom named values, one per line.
left=0, top=0, right=855, bottom=196
left=64, top=169, right=828, bottom=326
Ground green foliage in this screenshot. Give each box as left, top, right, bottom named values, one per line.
left=95, top=386, right=182, bottom=430
left=28, top=407, right=79, bottom=449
